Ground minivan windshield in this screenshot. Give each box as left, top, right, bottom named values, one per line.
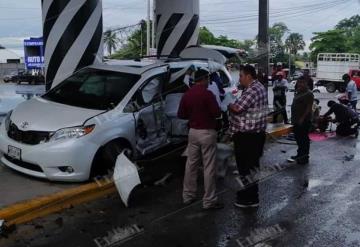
left=43, top=68, right=141, bottom=110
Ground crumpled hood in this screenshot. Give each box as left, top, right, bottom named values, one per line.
left=10, top=97, right=104, bottom=132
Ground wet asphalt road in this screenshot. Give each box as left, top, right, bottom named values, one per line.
left=1, top=133, right=360, bottom=247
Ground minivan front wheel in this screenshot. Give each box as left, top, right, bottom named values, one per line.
left=90, top=140, right=132, bottom=179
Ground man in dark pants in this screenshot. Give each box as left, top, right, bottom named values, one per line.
left=323, top=100, right=359, bottom=137
left=272, top=72, right=289, bottom=124
left=288, top=77, right=314, bottom=165
left=228, top=65, right=268, bottom=208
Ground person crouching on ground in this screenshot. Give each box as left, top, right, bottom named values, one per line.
left=177, top=68, right=223, bottom=210
left=228, top=65, right=268, bottom=208
left=288, top=77, right=314, bottom=165
left=322, top=100, right=359, bottom=137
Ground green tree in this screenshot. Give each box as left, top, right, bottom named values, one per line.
left=199, top=26, right=254, bottom=50
left=111, top=21, right=147, bottom=59
left=285, top=33, right=305, bottom=55
left=309, top=29, right=348, bottom=61
left=103, top=30, right=120, bottom=56
left=335, top=14, right=360, bottom=36
left=266, top=22, right=289, bottom=62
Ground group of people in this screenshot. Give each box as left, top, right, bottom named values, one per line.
left=177, top=64, right=358, bottom=210
left=177, top=65, right=268, bottom=209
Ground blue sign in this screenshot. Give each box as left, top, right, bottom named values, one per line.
left=24, top=37, right=44, bottom=69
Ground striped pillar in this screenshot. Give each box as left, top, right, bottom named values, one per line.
left=155, top=0, right=200, bottom=58
left=42, top=0, right=103, bottom=90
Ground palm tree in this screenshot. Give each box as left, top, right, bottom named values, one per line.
left=285, top=33, right=306, bottom=55
left=103, top=30, right=120, bottom=56
left=285, top=33, right=305, bottom=77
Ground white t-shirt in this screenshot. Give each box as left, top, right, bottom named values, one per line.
left=347, top=80, right=358, bottom=101
left=208, top=81, right=221, bottom=106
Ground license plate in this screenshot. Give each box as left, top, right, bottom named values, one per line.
left=8, top=145, right=21, bottom=160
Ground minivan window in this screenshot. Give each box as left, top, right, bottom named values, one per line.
left=43, top=69, right=141, bottom=110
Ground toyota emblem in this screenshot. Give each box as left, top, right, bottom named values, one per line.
left=20, top=122, right=29, bottom=129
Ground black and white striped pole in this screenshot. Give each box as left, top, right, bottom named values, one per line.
left=42, top=0, right=103, bottom=90
left=155, top=0, right=200, bottom=58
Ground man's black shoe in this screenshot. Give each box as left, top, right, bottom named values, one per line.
left=234, top=201, right=259, bottom=208
left=203, top=202, right=224, bottom=210
left=297, top=159, right=309, bottom=165
left=183, top=199, right=196, bottom=206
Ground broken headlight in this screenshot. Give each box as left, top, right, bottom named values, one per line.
left=4, top=110, right=12, bottom=131
left=49, top=125, right=95, bottom=142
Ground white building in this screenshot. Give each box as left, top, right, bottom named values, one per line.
left=0, top=45, right=21, bottom=63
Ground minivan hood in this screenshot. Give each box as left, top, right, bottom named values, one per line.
left=10, top=97, right=104, bottom=132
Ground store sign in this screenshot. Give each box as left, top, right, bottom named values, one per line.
left=24, top=38, right=44, bottom=69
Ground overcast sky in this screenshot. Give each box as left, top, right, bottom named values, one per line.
left=0, top=0, right=359, bottom=56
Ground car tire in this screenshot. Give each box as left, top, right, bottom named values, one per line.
left=326, top=82, right=336, bottom=93
left=90, top=140, right=132, bottom=178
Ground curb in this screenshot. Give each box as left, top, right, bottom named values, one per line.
left=0, top=125, right=293, bottom=227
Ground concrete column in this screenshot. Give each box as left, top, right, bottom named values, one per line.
left=42, top=0, right=103, bottom=90
left=155, top=0, right=200, bottom=58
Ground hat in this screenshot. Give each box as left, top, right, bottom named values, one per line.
left=194, top=68, right=209, bottom=82
left=276, top=72, right=283, bottom=76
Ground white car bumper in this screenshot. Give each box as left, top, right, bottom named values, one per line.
left=0, top=123, right=99, bottom=182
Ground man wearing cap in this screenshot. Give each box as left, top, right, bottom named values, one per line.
left=178, top=68, right=223, bottom=210
left=272, top=72, right=289, bottom=124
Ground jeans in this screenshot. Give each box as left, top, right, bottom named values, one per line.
left=293, top=122, right=311, bottom=161
left=233, top=131, right=266, bottom=203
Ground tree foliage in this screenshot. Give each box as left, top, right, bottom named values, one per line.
left=111, top=21, right=147, bottom=59
left=199, top=26, right=254, bottom=51
left=310, top=15, right=360, bottom=62
left=103, top=30, right=120, bottom=56
left=285, top=33, right=305, bottom=55
left=260, top=22, right=290, bottom=63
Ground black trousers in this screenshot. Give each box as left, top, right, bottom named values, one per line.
left=336, top=120, right=358, bottom=136
left=233, top=131, right=266, bottom=203
left=273, top=96, right=288, bottom=123
left=293, top=122, right=311, bottom=161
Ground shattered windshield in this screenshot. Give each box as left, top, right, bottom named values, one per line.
left=43, top=68, right=141, bottom=110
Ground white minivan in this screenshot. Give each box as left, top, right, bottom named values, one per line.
left=0, top=58, right=233, bottom=182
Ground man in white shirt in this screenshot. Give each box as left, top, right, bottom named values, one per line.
left=272, top=72, right=289, bottom=124
left=344, top=74, right=358, bottom=111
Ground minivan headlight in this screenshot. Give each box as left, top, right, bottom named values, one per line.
left=4, top=110, right=12, bottom=131
left=49, top=125, right=95, bottom=142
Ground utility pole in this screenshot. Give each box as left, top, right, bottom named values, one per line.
left=147, top=0, right=151, bottom=55
left=258, top=0, right=269, bottom=76
left=152, top=0, right=156, bottom=49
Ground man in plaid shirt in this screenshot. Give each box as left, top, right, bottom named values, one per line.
left=228, top=65, right=268, bottom=208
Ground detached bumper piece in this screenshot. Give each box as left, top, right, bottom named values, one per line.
left=113, top=152, right=141, bottom=207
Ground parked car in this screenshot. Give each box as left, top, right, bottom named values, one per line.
left=0, top=58, right=233, bottom=182
left=15, top=72, right=45, bottom=85
left=4, top=71, right=45, bottom=84
left=3, top=71, right=24, bottom=83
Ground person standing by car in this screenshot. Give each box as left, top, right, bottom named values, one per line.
left=228, top=65, right=268, bottom=208
left=343, top=74, right=358, bottom=111
left=288, top=77, right=314, bottom=165
left=272, top=72, right=289, bottom=124
left=177, top=68, right=223, bottom=210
